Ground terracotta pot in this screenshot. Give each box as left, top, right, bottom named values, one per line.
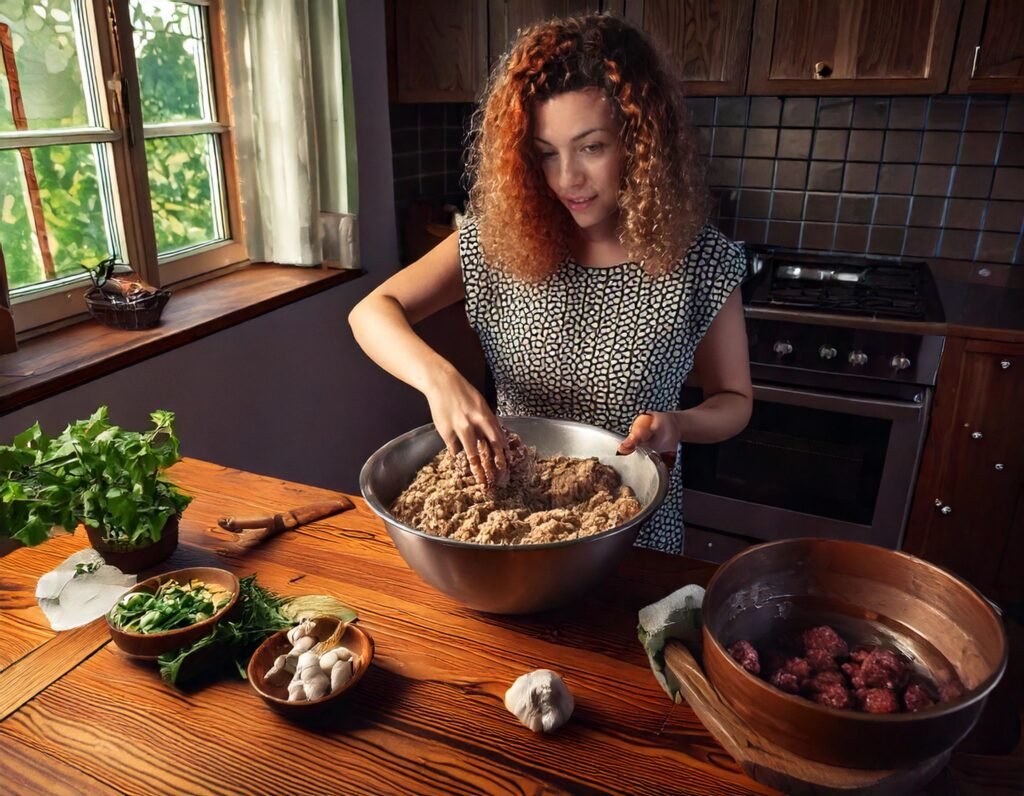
left=85, top=516, right=179, bottom=574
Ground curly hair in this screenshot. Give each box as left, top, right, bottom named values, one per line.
left=465, top=14, right=708, bottom=281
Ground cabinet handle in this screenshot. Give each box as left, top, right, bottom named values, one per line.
left=995, top=463, right=1005, bottom=471
left=814, top=61, right=833, bottom=79
left=971, top=431, right=983, bottom=440
left=935, top=499, right=952, bottom=515
left=1001, top=359, right=1011, bottom=369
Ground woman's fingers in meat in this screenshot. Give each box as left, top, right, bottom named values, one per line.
left=616, top=412, right=654, bottom=455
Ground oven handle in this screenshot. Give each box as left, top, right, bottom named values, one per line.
left=753, top=382, right=927, bottom=420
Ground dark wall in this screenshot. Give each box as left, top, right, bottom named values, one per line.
left=391, top=94, right=1024, bottom=265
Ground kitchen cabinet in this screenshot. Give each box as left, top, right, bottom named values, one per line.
left=388, top=0, right=489, bottom=102
left=949, top=0, right=1024, bottom=93
left=489, top=1, right=618, bottom=67
left=747, top=0, right=963, bottom=95
left=904, top=336, right=1024, bottom=606
left=623, top=0, right=754, bottom=95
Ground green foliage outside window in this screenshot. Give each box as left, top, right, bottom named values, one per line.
left=0, top=0, right=225, bottom=293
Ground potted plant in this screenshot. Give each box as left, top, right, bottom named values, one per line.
left=0, top=407, right=192, bottom=572
left=82, top=257, right=171, bottom=331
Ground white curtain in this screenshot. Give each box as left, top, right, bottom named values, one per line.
left=224, top=0, right=358, bottom=268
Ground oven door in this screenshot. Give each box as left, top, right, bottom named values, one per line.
left=680, top=383, right=931, bottom=549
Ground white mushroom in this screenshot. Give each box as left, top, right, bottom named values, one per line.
left=504, top=669, right=575, bottom=733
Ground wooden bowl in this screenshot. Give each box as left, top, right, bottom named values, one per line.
left=247, top=617, right=373, bottom=717
left=702, top=538, right=1008, bottom=769
left=106, top=567, right=241, bottom=659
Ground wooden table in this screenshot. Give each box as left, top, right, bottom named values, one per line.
left=0, top=458, right=778, bottom=796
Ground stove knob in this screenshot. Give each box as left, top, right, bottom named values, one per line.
left=819, top=345, right=837, bottom=360
left=890, top=354, right=912, bottom=371
left=848, top=350, right=868, bottom=367
left=773, top=340, right=794, bottom=357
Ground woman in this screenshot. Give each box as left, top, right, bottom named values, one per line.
left=350, top=14, right=751, bottom=554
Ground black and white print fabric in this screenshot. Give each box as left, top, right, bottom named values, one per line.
left=458, top=218, right=747, bottom=554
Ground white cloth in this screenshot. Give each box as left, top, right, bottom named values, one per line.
left=637, top=584, right=705, bottom=702
left=36, top=549, right=136, bottom=631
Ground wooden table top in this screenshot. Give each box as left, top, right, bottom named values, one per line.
left=0, top=458, right=778, bottom=796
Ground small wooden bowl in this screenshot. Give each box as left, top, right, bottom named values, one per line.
left=106, top=567, right=241, bottom=659
left=247, top=617, right=373, bottom=717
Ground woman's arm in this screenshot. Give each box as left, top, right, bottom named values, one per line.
left=348, top=233, right=507, bottom=483
left=618, top=289, right=752, bottom=453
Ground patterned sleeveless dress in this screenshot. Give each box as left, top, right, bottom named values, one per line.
left=458, top=218, right=747, bottom=554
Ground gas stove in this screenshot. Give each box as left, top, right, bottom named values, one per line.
left=740, top=248, right=946, bottom=394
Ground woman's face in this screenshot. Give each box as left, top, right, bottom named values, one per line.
left=532, top=87, right=624, bottom=238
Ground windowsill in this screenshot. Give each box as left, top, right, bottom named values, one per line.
left=0, top=264, right=361, bottom=415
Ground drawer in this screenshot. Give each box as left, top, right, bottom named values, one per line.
left=685, top=526, right=757, bottom=564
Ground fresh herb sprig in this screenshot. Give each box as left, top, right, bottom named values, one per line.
left=158, top=575, right=293, bottom=685
left=0, top=407, right=191, bottom=547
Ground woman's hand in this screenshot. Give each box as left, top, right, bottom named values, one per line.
left=616, top=411, right=681, bottom=456
left=425, top=368, right=509, bottom=486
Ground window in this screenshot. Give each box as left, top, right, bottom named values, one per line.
left=0, top=0, right=244, bottom=337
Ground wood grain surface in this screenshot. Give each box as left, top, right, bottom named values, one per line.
left=0, top=458, right=777, bottom=796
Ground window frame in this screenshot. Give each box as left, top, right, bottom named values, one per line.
left=1, top=0, right=246, bottom=340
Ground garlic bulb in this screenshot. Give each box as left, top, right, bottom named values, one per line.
left=504, top=669, right=574, bottom=733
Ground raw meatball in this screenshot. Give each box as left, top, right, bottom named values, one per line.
left=727, top=640, right=760, bottom=675
left=769, top=656, right=812, bottom=694
left=938, top=679, right=965, bottom=703
left=806, top=647, right=840, bottom=673
left=857, top=687, right=900, bottom=714
left=807, top=669, right=847, bottom=691
left=859, top=648, right=910, bottom=690
left=904, top=683, right=935, bottom=712
left=812, top=683, right=854, bottom=709
left=769, top=669, right=802, bottom=695
left=802, top=625, right=850, bottom=659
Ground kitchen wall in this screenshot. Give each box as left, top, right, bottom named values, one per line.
left=0, top=0, right=428, bottom=495
left=391, top=94, right=1024, bottom=265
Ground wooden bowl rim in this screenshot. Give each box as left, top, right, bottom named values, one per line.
left=702, top=538, right=1009, bottom=723
left=106, top=566, right=241, bottom=640
left=246, top=619, right=374, bottom=708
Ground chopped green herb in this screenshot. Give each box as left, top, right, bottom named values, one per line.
left=109, top=578, right=232, bottom=633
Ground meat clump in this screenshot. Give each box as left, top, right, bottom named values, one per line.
left=726, top=624, right=966, bottom=715
left=727, top=640, right=760, bottom=675
left=857, top=688, right=901, bottom=714
left=903, top=683, right=935, bottom=712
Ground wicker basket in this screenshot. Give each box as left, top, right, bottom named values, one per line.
left=85, top=287, right=171, bottom=330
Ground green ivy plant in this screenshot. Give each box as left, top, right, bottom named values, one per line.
left=0, top=407, right=192, bottom=547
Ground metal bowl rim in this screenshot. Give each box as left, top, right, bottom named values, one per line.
left=358, top=416, right=670, bottom=551
left=702, top=537, right=1010, bottom=722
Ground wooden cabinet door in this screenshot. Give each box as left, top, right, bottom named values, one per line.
left=392, top=0, right=488, bottom=102
left=623, top=0, right=754, bottom=95
left=488, top=1, right=609, bottom=65
left=748, top=0, right=962, bottom=95
left=905, top=339, right=1024, bottom=603
left=950, top=0, right=1024, bottom=93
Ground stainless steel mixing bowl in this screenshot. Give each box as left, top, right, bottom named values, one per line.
left=359, top=416, right=669, bottom=614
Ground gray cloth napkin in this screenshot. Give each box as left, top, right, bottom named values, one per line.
left=637, top=584, right=706, bottom=702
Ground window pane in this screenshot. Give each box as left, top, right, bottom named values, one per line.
left=0, top=143, right=113, bottom=290
left=0, top=0, right=90, bottom=130
left=146, top=134, right=225, bottom=255
left=131, top=0, right=207, bottom=124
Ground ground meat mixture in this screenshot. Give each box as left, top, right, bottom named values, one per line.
left=725, top=624, right=966, bottom=714
left=390, top=431, right=642, bottom=545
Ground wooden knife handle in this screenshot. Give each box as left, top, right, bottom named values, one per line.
left=218, top=498, right=355, bottom=533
